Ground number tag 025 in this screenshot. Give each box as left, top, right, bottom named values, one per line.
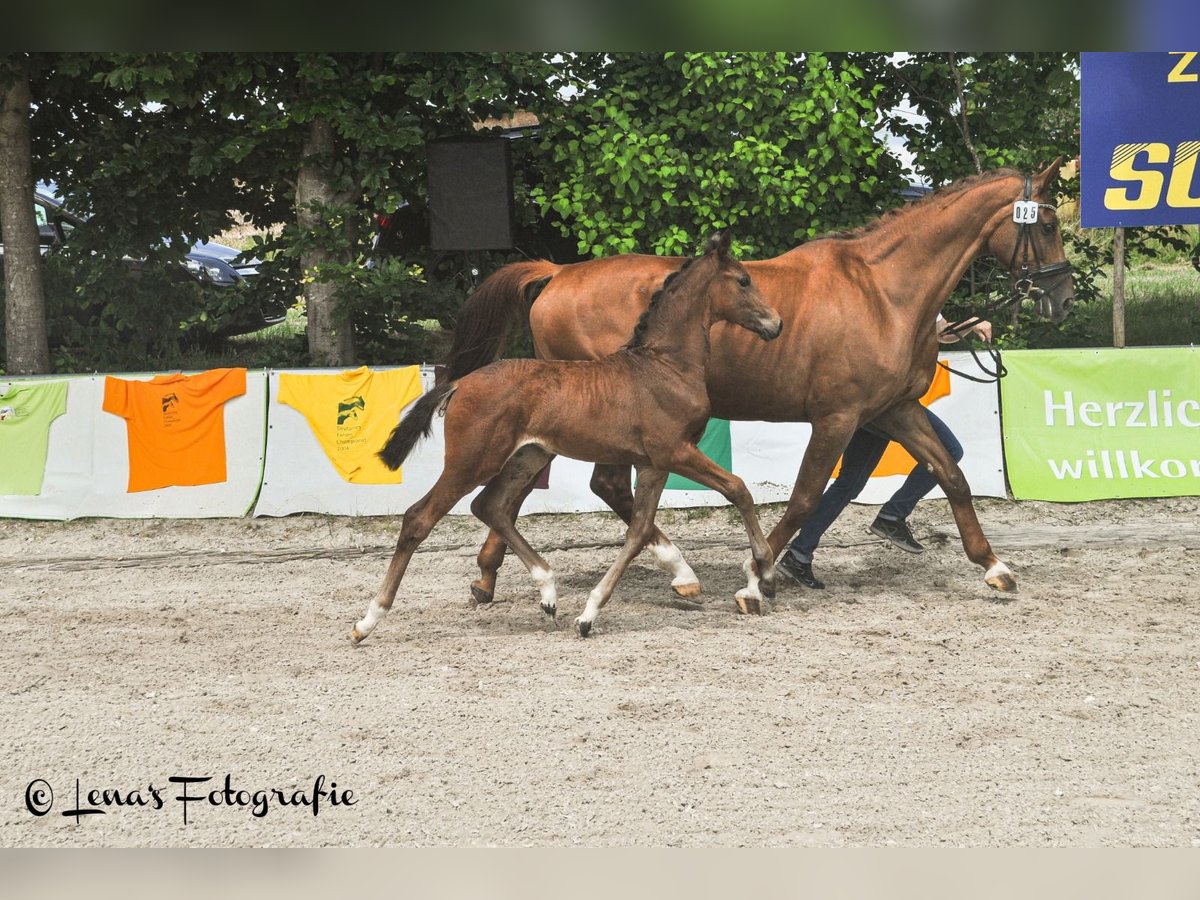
left=1013, top=200, right=1040, bottom=224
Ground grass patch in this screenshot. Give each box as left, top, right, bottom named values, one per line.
left=1086, top=262, right=1200, bottom=347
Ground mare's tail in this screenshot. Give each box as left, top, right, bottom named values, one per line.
left=378, top=384, right=458, bottom=471
left=444, top=260, right=560, bottom=380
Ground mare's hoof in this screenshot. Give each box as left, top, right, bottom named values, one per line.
left=734, top=593, right=762, bottom=616
left=469, top=583, right=494, bottom=607
left=984, top=562, right=1017, bottom=592
left=576, top=619, right=592, bottom=638
left=986, top=572, right=1018, bottom=592
left=672, top=581, right=702, bottom=599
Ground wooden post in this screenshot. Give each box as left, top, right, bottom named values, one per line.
left=1112, top=226, right=1126, bottom=349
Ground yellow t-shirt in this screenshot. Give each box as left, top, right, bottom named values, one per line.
left=278, top=366, right=423, bottom=484
left=103, top=368, right=247, bottom=492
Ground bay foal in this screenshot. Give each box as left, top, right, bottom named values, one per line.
left=351, top=232, right=782, bottom=643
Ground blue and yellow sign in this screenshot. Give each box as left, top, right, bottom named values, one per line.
left=1081, top=52, right=1200, bottom=227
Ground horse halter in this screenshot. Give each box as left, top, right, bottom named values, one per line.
left=1007, top=174, right=1073, bottom=296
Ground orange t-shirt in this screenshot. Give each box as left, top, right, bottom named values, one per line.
left=103, top=368, right=247, bottom=492
left=832, top=362, right=953, bottom=479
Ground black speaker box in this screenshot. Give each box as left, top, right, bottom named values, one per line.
left=427, top=138, right=515, bottom=250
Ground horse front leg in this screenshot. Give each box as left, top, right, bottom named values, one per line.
left=661, top=445, right=775, bottom=615
left=870, top=401, right=1015, bottom=591
left=575, top=467, right=670, bottom=638
left=589, top=463, right=701, bottom=599
left=763, top=414, right=861, bottom=561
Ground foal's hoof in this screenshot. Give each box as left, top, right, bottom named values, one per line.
left=469, top=583, right=494, bottom=607
left=540, top=601, right=557, bottom=620
left=985, top=562, right=1017, bottom=593
left=576, top=618, right=593, bottom=638
left=672, top=580, right=702, bottom=599
left=350, top=627, right=365, bottom=646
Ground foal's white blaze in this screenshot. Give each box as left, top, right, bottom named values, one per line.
left=735, top=556, right=764, bottom=603
left=530, top=565, right=558, bottom=611
left=649, top=540, right=699, bottom=590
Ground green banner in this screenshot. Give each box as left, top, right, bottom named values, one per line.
left=1001, top=348, right=1200, bottom=501
left=665, top=418, right=732, bottom=491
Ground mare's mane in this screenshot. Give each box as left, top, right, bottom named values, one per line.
left=624, top=253, right=701, bottom=350
left=815, top=167, right=1021, bottom=243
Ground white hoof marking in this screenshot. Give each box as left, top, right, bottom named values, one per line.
left=355, top=600, right=387, bottom=639
left=740, top=556, right=763, bottom=597
left=649, top=542, right=698, bottom=588
left=531, top=565, right=558, bottom=611
left=985, top=561, right=1013, bottom=582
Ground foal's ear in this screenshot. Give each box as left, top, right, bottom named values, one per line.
left=708, top=231, right=732, bottom=258
left=1036, top=156, right=1065, bottom=192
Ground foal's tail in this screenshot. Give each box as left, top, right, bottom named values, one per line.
left=378, top=384, right=458, bottom=471
left=444, top=260, right=560, bottom=380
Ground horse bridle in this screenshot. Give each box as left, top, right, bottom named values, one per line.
left=1006, top=174, right=1074, bottom=298
left=938, top=173, right=1074, bottom=383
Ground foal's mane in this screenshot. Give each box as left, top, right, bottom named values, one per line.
left=817, top=167, right=1022, bottom=243
left=624, top=254, right=700, bottom=349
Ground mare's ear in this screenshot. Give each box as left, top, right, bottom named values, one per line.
left=1036, top=156, right=1065, bottom=193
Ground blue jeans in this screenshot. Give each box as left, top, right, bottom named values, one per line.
left=785, top=409, right=963, bottom=563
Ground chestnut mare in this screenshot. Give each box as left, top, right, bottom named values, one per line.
left=444, top=161, right=1076, bottom=604
left=351, top=233, right=783, bottom=644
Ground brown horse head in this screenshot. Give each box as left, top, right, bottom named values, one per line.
left=983, top=158, right=1076, bottom=323
left=702, top=231, right=784, bottom=341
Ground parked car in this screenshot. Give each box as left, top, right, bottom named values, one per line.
left=0, top=184, right=285, bottom=335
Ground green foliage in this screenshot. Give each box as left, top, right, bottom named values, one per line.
left=336, top=258, right=465, bottom=365
left=871, top=52, right=1080, bottom=183
left=7, top=51, right=1196, bottom=375
left=533, top=52, right=902, bottom=258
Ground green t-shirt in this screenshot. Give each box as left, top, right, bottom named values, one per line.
left=0, top=381, right=68, bottom=495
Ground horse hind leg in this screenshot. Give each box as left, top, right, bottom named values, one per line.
left=351, top=468, right=481, bottom=645
left=871, top=402, right=1015, bottom=592
left=590, top=463, right=701, bottom=599
left=472, top=461, right=551, bottom=606
left=471, top=445, right=562, bottom=620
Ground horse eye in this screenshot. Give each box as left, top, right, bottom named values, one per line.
left=1042, top=222, right=1057, bottom=235
left=738, top=274, right=751, bottom=287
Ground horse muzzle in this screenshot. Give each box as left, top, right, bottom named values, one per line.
left=756, top=317, right=784, bottom=341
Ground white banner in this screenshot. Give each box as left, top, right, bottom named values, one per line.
left=253, top=352, right=1005, bottom=518
left=0, top=372, right=266, bottom=520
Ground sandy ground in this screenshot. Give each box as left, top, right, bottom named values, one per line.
left=1, top=496, right=1199, bottom=847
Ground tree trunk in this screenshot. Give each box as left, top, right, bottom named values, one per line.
left=296, top=116, right=354, bottom=367
left=0, top=62, right=50, bottom=374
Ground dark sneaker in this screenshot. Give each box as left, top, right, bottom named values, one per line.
left=870, top=516, right=925, bottom=554
left=776, top=553, right=825, bottom=589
